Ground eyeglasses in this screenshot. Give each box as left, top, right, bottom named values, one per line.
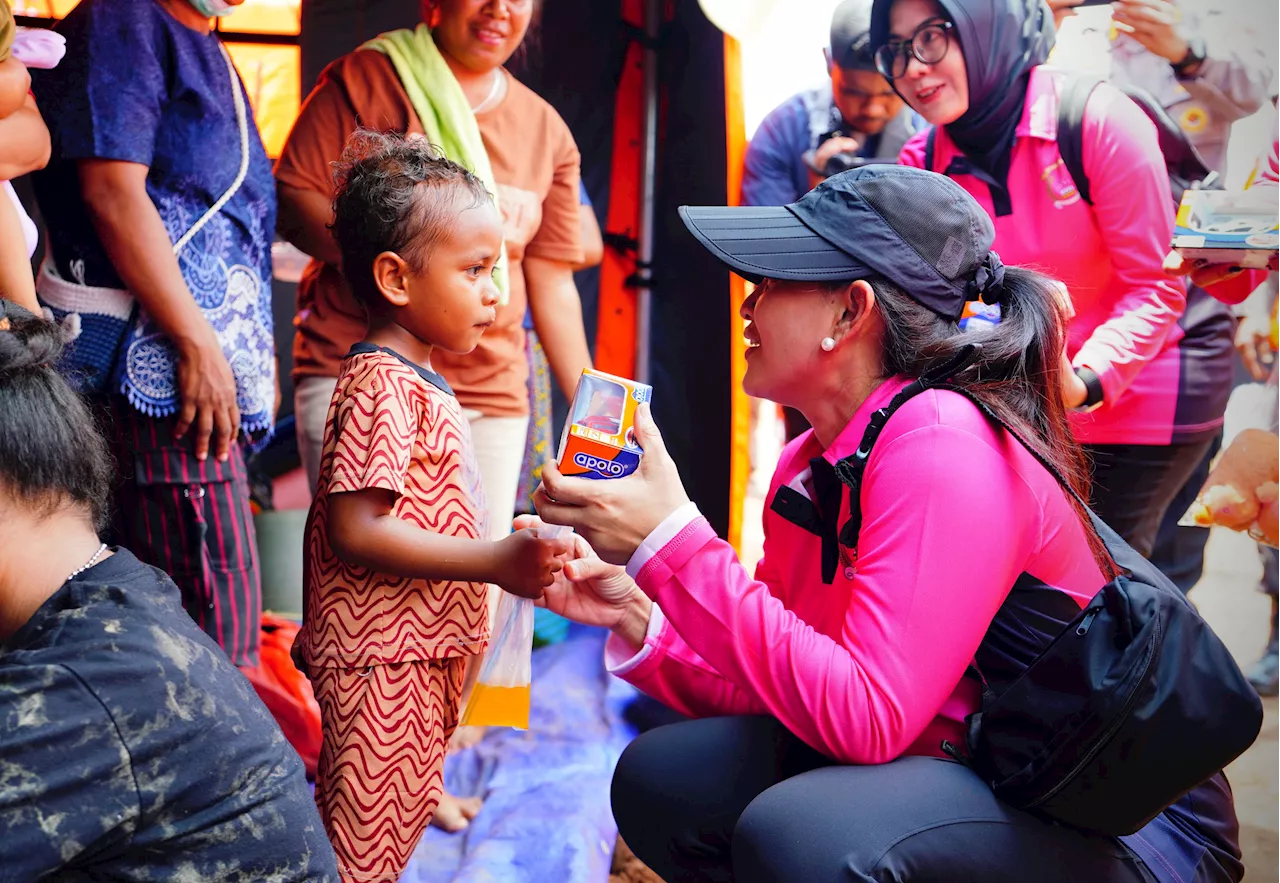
left=874, top=19, right=954, bottom=80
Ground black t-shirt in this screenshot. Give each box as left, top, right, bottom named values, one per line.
left=0, top=549, right=339, bottom=881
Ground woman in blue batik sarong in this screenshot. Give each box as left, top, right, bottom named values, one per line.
left=31, top=0, right=276, bottom=667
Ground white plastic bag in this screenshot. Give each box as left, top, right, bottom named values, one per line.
left=459, top=525, right=570, bottom=729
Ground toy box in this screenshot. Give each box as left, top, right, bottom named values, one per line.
left=557, top=369, right=652, bottom=480
left=1172, top=188, right=1278, bottom=269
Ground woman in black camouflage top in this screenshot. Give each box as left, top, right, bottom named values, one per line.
left=0, top=300, right=339, bottom=882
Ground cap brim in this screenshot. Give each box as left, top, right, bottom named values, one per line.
left=678, top=205, right=873, bottom=285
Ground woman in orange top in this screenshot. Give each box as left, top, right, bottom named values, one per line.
left=277, top=0, right=590, bottom=536
left=275, top=0, right=591, bottom=831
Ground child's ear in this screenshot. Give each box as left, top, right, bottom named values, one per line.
left=372, top=252, right=412, bottom=309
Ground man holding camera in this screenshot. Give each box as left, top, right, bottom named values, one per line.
left=740, top=0, right=917, bottom=209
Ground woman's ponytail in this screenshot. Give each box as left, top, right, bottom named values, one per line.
left=873, top=269, right=1114, bottom=576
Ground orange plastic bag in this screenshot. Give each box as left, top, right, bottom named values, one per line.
left=239, top=614, right=322, bottom=777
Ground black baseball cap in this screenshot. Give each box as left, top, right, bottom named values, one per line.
left=829, top=0, right=878, bottom=72
left=678, top=164, right=1004, bottom=320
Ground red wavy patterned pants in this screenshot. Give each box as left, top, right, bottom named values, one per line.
left=311, top=658, right=466, bottom=882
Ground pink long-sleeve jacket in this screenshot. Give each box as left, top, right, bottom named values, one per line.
left=901, top=66, right=1216, bottom=445
left=607, top=378, right=1104, bottom=765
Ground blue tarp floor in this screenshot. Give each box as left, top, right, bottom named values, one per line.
left=402, top=626, right=640, bottom=883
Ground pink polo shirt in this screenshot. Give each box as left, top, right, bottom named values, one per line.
left=607, top=377, right=1103, bottom=765
left=901, top=66, right=1201, bottom=445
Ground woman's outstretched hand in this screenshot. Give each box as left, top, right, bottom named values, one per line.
left=533, top=403, right=691, bottom=565
left=512, top=515, right=653, bottom=650
left=1163, top=249, right=1279, bottom=289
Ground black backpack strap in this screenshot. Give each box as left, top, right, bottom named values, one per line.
left=924, top=126, right=937, bottom=173
left=1113, top=83, right=1217, bottom=204
left=832, top=344, right=1113, bottom=567
left=833, top=344, right=983, bottom=550
left=1056, top=75, right=1103, bottom=207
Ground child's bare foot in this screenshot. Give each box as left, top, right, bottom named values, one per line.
left=450, top=725, right=486, bottom=751
left=431, top=790, right=483, bottom=833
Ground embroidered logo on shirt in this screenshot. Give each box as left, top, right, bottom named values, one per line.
left=1042, top=159, right=1081, bottom=209
left=1179, top=105, right=1208, bottom=135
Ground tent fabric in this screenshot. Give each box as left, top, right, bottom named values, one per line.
left=402, top=629, right=639, bottom=883
left=224, top=41, right=300, bottom=156
left=723, top=32, right=749, bottom=554
left=643, top=0, right=733, bottom=536
left=592, top=0, right=644, bottom=380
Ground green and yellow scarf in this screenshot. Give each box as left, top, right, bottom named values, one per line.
left=363, top=24, right=508, bottom=302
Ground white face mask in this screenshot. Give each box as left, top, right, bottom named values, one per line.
left=187, top=0, right=236, bottom=18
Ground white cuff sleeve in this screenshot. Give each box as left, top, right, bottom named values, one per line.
left=625, top=501, right=703, bottom=579
left=604, top=603, right=666, bottom=676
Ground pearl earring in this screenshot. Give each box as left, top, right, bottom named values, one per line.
left=821, top=337, right=836, bottom=352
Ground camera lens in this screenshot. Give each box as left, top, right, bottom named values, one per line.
left=823, top=152, right=873, bottom=177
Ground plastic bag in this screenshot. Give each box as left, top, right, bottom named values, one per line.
left=1177, top=375, right=1278, bottom=548
left=459, top=525, right=571, bottom=729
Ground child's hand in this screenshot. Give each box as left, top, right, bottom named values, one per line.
left=515, top=514, right=650, bottom=642
left=490, top=528, right=573, bottom=599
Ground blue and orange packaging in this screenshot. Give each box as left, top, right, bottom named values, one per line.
left=557, top=369, right=652, bottom=479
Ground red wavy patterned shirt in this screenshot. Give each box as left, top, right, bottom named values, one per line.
left=300, top=344, right=490, bottom=668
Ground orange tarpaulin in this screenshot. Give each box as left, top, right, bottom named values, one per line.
left=9, top=0, right=78, bottom=18
left=595, top=7, right=750, bottom=550
left=225, top=0, right=299, bottom=34
left=223, top=0, right=303, bottom=158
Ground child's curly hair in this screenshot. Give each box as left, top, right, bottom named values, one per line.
left=330, top=130, right=492, bottom=309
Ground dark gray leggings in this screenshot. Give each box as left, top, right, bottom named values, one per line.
left=611, top=716, right=1154, bottom=883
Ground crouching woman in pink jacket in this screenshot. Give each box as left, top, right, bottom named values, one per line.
left=529, top=166, right=1243, bottom=883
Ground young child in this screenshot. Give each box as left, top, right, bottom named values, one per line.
left=298, top=130, right=572, bottom=882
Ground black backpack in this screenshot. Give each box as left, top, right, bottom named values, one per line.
left=1055, top=75, right=1220, bottom=206
left=832, top=346, right=1263, bottom=836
